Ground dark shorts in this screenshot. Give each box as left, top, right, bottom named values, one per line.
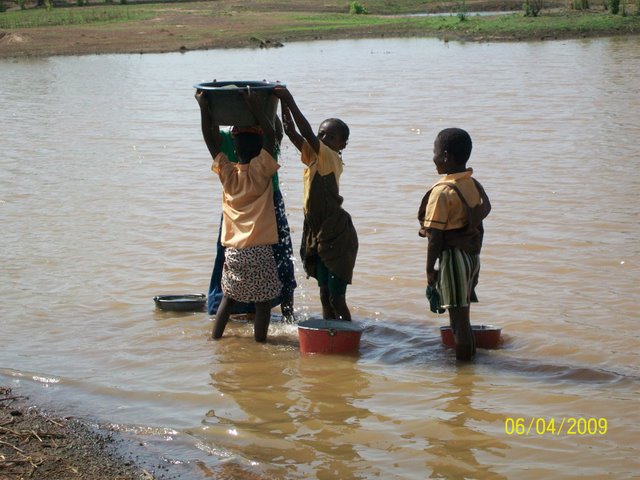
left=316, top=258, right=347, bottom=295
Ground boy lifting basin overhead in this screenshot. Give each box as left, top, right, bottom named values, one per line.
left=274, top=85, right=358, bottom=323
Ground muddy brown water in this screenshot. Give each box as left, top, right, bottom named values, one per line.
left=1, top=37, right=639, bottom=479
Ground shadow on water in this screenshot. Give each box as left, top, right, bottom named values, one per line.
left=358, top=318, right=640, bottom=388
left=226, top=312, right=640, bottom=389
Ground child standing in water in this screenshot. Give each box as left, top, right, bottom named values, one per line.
left=196, top=89, right=282, bottom=342
left=274, top=86, right=358, bottom=321
left=206, top=118, right=297, bottom=321
left=418, top=128, right=491, bottom=361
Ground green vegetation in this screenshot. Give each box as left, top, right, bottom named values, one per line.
left=349, top=1, right=368, bottom=14
left=287, top=12, right=391, bottom=31
left=282, top=9, right=640, bottom=38
left=0, top=0, right=638, bottom=55
left=0, top=4, right=154, bottom=28
left=411, top=10, right=640, bottom=37
left=457, top=0, right=468, bottom=21
left=523, top=0, right=543, bottom=16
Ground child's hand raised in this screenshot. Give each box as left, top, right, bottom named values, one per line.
left=272, top=84, right=292, bottom=103
left=281, top=103, right=295, bottom=135
left=196, top=88, right=221, bottom=158
left=195, top=89, right=208, bottom=109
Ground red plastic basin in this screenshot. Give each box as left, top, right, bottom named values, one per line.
left=440, top=324, right=502, bottom=349
left=298, top=318, right=363, bottom=354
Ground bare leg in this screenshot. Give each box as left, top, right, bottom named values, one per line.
left=449, top=306, right=475, bottom=361
left=330, top=294, right=351, bottom=322
left=254, top=301, right=272, bottom=343
left=320, top=285, right=336, bottom=319
left=213, top=295, right=236, bottom=339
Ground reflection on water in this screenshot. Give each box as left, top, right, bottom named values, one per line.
left=1, top=36, right=639, bottom=479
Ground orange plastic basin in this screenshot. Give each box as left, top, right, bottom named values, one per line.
left=440, top=324, right=502, bottom=349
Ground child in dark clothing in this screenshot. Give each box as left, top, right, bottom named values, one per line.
left=274, top=86, right=358, bottom=322
left=418, top=128, right=491, bottom=361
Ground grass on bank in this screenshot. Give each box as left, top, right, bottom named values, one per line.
left=404, top=10, right=640, bottom=37
left=280, top=10, right=640, bottom=38
left=0, top=4, right=155, bottom=28
left=1, top=1, right=639, bottom=39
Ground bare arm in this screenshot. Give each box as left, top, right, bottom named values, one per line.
left=274, top=114, right=284, bottom=146
left=274, top=86, right=320, bottom=153
left=244, top=90, right=276, bottom=156
left=426, top=228, right=444, bottom=286
left=195, top=89, right=222, bottom=158
left=280, top=102, right=304, bottom=152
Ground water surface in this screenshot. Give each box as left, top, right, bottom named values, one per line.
left=1, top=36, right=639, bottom=479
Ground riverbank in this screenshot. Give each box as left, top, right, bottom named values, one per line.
left=0, top=385, right=159, bottom=480
left=1, top=382, right=275, bottom=479
left=1, top=0, right=639, bottom=58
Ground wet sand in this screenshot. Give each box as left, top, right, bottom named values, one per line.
left=0, top=385, right=160, bottom=480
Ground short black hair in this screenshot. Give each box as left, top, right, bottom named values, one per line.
left=325, top=118, right=350, bottom=142
left=437, top=128, right=472, bottom=164
left=233, top=132, right=263, bottom=163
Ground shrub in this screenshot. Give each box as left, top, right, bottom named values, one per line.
left=572, top=0, right=590, bottom=9
left=523, top=0, right=543, bottom=16
left=349, top=1, right=368, bottom=14
left=610, top=0, right=620, bottom=12
left=457, top=0, right=468, bottom=21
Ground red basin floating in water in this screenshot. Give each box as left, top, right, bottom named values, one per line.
left=440, top=324, right=502, bottom=349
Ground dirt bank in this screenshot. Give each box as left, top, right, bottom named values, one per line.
left=2, top=0, right=635, bottom=59
left=1, top=385, right=274, bottom=479
left=0, top=386, right=161, bottom=480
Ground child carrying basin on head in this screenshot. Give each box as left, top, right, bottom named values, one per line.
left=418, top=128, right=491, bottom=361
left=206, top=116, right=297, bottom=321
left=196, top=88, right=282, bottom=342
left=273, top=85, right=358, bottom=322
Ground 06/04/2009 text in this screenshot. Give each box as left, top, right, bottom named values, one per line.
left=504, top=417, right=607, bottom=436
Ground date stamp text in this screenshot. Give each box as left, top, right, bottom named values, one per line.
left=504, top=417, right=607, bottom=436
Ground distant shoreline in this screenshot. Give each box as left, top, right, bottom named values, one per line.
left=1, top=0, right=639, bottom=58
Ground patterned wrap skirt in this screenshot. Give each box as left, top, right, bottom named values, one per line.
left=222, top=245, right=283, bottom=303
left=437, top=248, right=480, bottom=308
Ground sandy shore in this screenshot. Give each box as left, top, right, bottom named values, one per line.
left=0, top=386, right=162, bottom=480
left=1, top=384, right=276, bottom=479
